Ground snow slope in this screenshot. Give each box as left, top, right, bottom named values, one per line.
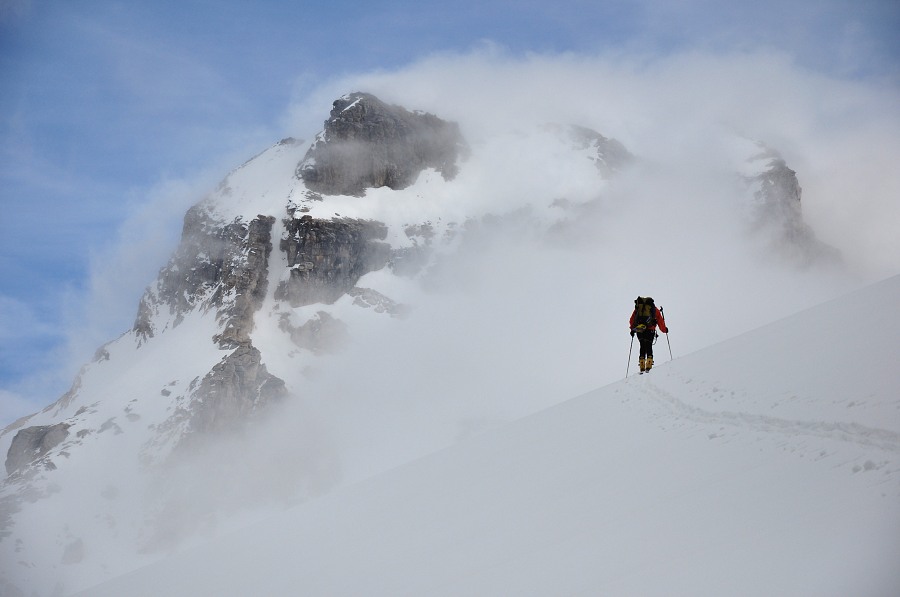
left=77, top=275, right=900, bottom=597
left=2, top=112, right=852, bottom=597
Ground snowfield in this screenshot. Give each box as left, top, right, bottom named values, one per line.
left=77, top=275, right=900, bottom=597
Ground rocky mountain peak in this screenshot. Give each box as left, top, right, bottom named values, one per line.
left=560, top=124, right=633, bottom=176
left=297, top=92, right=467, bottom=196
left=743, top=145, right=841, bottom=266
left=0, top=91, right=846, bottom=597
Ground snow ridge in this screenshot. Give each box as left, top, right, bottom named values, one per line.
left=75, top=275, right=900, bottom=597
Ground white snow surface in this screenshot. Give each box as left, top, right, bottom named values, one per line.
left=76, top=275, right=900, bottom=597
left=0, top=311, right=229, bottom=594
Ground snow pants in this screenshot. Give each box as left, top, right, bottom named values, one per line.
left=637, top=330, right=656, bottom=359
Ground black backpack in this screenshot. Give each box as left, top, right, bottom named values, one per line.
left=633, top=296, right=656, bottom=332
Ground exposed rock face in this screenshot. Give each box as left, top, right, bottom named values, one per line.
left=751, top=151, right=803, bottom=221
left=298, top=92, right=467, bottom=196
left=747, top=150, right=841, bottom=266
left=279, top=310, right=350, bottom=354
left=348, top=287, right=408, bottom=317
left=277, top=214, right=391, bottom=307
left=134, top=209, right=276, bottom=348
left=214, top=216, right=276, bottom=348
left=5, top=424, right=70, bottom=475
left=562, top=124, right=633, bottom=176
left=187, top=346, right=287, bottom=436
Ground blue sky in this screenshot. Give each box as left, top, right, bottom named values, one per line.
left=1, top=0, right=899, bottom=425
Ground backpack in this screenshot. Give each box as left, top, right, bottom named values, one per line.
left=633, top=296, right=656, bottom=332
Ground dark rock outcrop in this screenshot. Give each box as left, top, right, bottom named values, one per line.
left=5, top=424, right=70, bottom=475
left=279, top=311, right=350, bottom=354
left=213, top=215, right=276, bottom=347
left=298, top=92, right=467, bottom=196
left=134, top=209, right=276, bottom=347
left=751, top=150, right=803, bottom=223
left=564, top=124, right=633, bottom=176
left=187, top=346, right=287, bottom=436
left=748, top=150, right=841, bottom=267
left=347, top=287, right=408, bottom=316
left=277, top=215, right=391, bottom=307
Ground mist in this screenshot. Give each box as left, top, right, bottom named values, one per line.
left=250, top=48, right=900, bottom=492
left=21, top=47, right=893, bottom=434
left=117, top=47, right=897, bottom=503
left=6, top=46, right=898, bottom=593
left=272, top=171, right=851, bottom=489
left=290, top=48, right=900, bottom=277
left=231, top=47, right=893, bottom=490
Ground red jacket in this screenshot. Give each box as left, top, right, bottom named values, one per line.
left=630, top=306, right=668, bottom=333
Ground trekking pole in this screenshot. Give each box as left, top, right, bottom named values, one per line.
left=626, top=334, right=634, bottom=378
left=661, top=306, right=673, bottom=360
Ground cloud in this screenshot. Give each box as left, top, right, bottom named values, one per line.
left=5, top=1, right=898, bottom=431
left=50, top=45, right=893, bottom=422
left=9, top=45, right=893, bottom=434
left=288, top=47, right=900, bottom=281
left=6, top=41, right=894, bottom=439
left=253, top=46, right=900, bottom=485
left=5, top=7, right=900, bottom=586
left=5, top=39, right=897, bottom=580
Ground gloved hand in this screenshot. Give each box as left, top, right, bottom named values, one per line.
left=630, top=330, right=635, bottom=337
